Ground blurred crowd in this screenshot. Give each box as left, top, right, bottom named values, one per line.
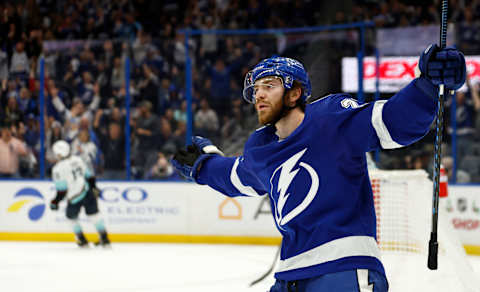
left=0, top=0, right=479, bottom=182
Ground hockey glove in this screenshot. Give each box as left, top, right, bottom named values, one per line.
left=50, top=199, right=59, bottom=211
left=50, top=191, right=66, bottom=211
left=418, top=44, right=466, bottom=91
left=91, top=187, right=100, bottom=198
left=86, top=176, right=101, bottom=197
left=171, top=136, right=224, bottom=182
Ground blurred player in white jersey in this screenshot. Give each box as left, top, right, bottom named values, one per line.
left=50, top=140, right=110, bottom=247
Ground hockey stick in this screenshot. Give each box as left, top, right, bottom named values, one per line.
left=249, top=245, right=280, bottom=287
left=428, top=0, right=449, bottom=270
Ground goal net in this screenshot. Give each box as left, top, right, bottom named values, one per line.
left=370, top=169, right=479, bottom=292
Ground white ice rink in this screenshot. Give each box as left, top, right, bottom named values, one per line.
left=1, top=241, right=479, bottom=292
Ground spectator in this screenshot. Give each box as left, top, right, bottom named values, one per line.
left=0, top=122, right=27, bottom=177
left=199, top=16, right=218, bottom=64
left=442, top=156, right=471, bottom=183
left=71, top=129, right=98, bottom=175
left=157, top=78, right=172, bottom=114
left=158, top=117, right=177, bottom=152
left=77, top=71, right=96, bottom=105
left=132, top=100, right=159, bottom=177
left=10, top=41, right=29, bottom=79
left=206, top=58, right=243, bottom=115
left=97, top=121, right=125, bottom=180
left=17, top=87, right=36, bottom=116
left=50, top=84, right=100, bottom=142
left=45, top=120, right=64, bottom=167
left=4, top=95, right=23, bottom=125
left=447, top=77, right=480, bottom=164
left=133, top=31, right=155, bottom=65
left=0, top=49, right=8, bottom=80
left=174, top=100, right=187, bottom=124
left=145, top=151, right=180, bottom=180
left=111, top=57, right=125, bottom=91
left=23, top=114, right=40, bottom=150
left=137, top=63, right=159, bottom=109
left=194, top=98, right=219, bottom=139
left=173, top=120, right=187, bottom=150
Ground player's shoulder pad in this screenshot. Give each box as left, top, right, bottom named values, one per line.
left=51, top=161, right=64, bottom=179
left=307, top=93, right=368, bottom=115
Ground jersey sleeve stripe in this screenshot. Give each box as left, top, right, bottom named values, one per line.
left=54, top=180, right=68, bottom=191
left=230, top=158, right=263, bottom=197
left=371, top=100, right=403, bottom=149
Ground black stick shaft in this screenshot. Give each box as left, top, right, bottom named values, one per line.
left=250, top=245, right=280, bottom=286
left=428, top=0, right=448, bottom=270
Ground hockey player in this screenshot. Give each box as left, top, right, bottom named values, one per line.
left=172, top=44, right=466, bottom=291
left=50, top=140, right=110, bottom=247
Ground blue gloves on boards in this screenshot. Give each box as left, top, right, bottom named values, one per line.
left=418, top=44, right=466, bottom=91
left=171, top=136, right=224, bottom=182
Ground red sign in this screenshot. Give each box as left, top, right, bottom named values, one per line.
left=452, top=218, right=480, bottom=230
left=363, top=60, right=417, bottom=79
left=342, top=56, right=480, bottom=93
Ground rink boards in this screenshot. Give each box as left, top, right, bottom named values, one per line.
left=0, top=180, right=478, bottom=254
left=0, top=181, right=280, bottom=245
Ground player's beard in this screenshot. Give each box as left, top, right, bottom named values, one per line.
left=257, top=98, right=283, bottom=125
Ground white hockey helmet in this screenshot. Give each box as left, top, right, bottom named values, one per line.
left=52, top=140, right=70, bottom=159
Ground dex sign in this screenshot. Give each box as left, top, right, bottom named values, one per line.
left=342, top=56, right=480, bottom=93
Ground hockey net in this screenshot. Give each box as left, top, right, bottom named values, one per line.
left=370, top=169, right=479, bottom=292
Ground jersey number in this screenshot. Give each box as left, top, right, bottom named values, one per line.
left=71, top=167, right=83, bottom=180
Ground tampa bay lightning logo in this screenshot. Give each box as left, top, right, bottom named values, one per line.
left=269, top=148, right=319, bottom=230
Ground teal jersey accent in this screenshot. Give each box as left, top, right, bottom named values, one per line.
left=70, top=182, right=89, bottom=204
left=85, top=168, right=93, bottom=179
left=55, top=180, right=68, bottom=191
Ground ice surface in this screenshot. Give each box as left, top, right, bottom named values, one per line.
left=0, top=241, right=479, bottom=292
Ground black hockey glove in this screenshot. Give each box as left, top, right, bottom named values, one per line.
left=171, top=136, right=223, bottom=182
left=50, top=199, right=59, bottom=210
left=50, top=191, right=66, bottom=211
left=87, top=176, right=100, bottom=197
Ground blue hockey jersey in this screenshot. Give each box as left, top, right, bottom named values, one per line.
left=197, top=78, right=438, bottom=281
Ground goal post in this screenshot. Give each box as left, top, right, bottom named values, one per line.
left=370, top=169, right=479, bottom=292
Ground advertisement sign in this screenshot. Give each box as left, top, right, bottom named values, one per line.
left=342, top=56, right=480, bottom=93
left=444, top=185, right=480, bottom=247
left=4, top=181, right=475, bottom=249
left=0, top=181, right=279, bottom=240
left=189, top=186, right=278, bottom=237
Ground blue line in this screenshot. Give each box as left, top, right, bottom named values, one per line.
left=39, top=58, right=45, bottom=179
left=178, top=22, right=374, bottom=36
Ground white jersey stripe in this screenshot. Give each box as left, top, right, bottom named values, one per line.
left=371, top=100, right=403, bottom=149
left=230, top=158, right=263, bottom=197
left=276, top=236, right=381, bottom=273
